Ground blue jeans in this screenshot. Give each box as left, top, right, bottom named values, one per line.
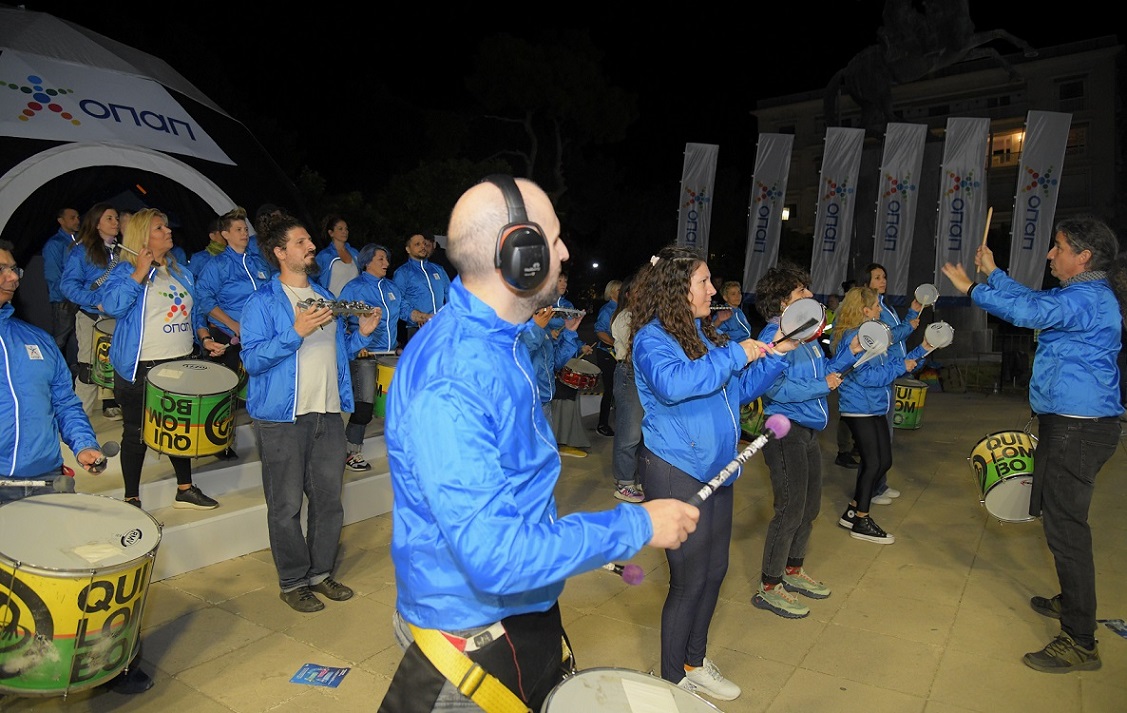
left=760, top=424, right=822, bottom=581
left=253, top=413, right=346, bottom=591
left=346, top=358, right=377, bottom=447
left=639, top=445, right=731, bottom=684
left=1034, top=414, right=1119, bottom=645
left=611, top=361, right=643, bottom=486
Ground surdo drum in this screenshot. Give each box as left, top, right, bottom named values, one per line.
left=558, top=358, right=601, bottom=392
left=91, top=318, right=115, bottom=390
left=143, top=360, right=238, bottom=457
left=969, top=430, right=1037, bottom=523
left=0, top=494, right=161, bottom=696
left=541, top=667, right=721, bottom=712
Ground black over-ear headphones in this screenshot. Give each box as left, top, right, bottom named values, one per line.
left=483, top=174, right=550, bottom=292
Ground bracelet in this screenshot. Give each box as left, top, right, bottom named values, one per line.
left=200, top=334, right=212, bottom=341
left=966, top=283, right=977, bottom=298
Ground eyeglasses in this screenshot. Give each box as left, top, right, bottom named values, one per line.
left=0, top=265, right=23, bottom=278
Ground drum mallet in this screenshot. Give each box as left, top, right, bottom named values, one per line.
left=601, top=562, right=645, bottom=585
left=686, top=414, right=791, bottom=507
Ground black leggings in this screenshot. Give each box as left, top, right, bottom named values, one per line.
left=114, top=362, right=193, bottom=499
left=843, top=414, right=892, bottom=512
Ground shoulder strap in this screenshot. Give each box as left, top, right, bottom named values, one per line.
left=407, top=623, right=531, bottom=713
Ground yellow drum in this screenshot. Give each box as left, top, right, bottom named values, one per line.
left=91, top=318, right=115, bottom=389
left=144, top=360, right=238, bottom=457
left=969, top=430, right=1036, bottom=524
left=375, top=356, right=399, bottom=418
left=0, top=494, right=161, bottom=696
left=893, top=377, right=928, bottom=429
left=740, top=396, right=766, bottom=437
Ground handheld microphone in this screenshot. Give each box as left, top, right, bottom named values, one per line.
left=88, top=441, right=121, bottom=474
left=686, top=414, right=791, bottom=507
left=601, top=562, right=645, bottom=585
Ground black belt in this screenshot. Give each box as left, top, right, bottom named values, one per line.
left=80, top=309, right=101, bottom=320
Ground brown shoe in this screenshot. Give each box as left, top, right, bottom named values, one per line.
left=310, top=577, right=353, bottom=601
left=280, top=586, right=325, bottom=612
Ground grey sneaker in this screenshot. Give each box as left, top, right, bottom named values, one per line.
left=1031, top=594, right=1062, bottom=619
left=1023, top=632, right=1100, bottom=673
left=684, top=658, right=741, bottom=701
left=782, top=567, right=831, bottom=599
left=752, top=582, right=810, bottom=618
left=614, top=484, right=645, bottom=503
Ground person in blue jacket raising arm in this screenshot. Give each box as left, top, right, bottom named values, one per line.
left=630, top=245, right=796, bottom=702
left=942, top=216, right=1123, bottom=674
left=379, top=176, right=699, bottom=713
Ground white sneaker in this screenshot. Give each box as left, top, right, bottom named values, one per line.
left=676, top=677, right=701, bottom=695
left=882, top=486, right=901, bottom=498
left=684, top=658, right=741, bottom=701
left=871, top=493, right=893, bottom=506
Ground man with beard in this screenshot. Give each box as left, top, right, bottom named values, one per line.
left=239, top=213, right=380, bottom=613
left=393, top=231, right=451, bottom=343
left=378, top=176, right=699, bottom=712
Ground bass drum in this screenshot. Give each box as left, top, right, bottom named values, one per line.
left=542, top=668, right=721, bottom=712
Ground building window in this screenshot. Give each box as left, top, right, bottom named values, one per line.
left=990, top=129, right=1025, bottom=168
left=1057, top=77, right=1086, bottom=113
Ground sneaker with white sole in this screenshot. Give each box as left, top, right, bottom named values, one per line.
left=851, top=515, right=894, bottom=544
left=684, top=658, right=741, bottom=701
left=782, top=567, right=831, bottom=599
left=838, top=506, right=857, bottom=529
left=173, top=484, right=219, bottom=510
left=752, top=582, right=810, bottom=618
left=870, top=493, right=893, bottom=506
left=345, top=453, right=372, bottom=471
left=613, top=484, right=644, bottom=503
left=558, top=445, right=587, bottom=458
left=880, top=486, right=901, bottom=498
left=676, top=677, right=701, bottom=695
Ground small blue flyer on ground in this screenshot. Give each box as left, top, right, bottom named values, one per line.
left=290, top=663, right=350, bottom=687
left=1099, top=619, right=1127, bottom=640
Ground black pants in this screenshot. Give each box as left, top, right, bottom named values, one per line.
left=594, top=348, right=616, bottom=429
left=114, top=359, right=193, bottom=498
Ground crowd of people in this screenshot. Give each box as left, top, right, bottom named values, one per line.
left=5, top=188, right=1126, bottom=706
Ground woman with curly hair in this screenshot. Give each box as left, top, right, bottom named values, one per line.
left=628, top=245, right=796, bottom=702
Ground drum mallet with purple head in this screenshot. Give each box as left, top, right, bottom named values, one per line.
left=686, top=414, right=791, bottom=507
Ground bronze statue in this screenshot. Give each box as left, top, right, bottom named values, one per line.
left=824, top=0, right=1038, bottom=137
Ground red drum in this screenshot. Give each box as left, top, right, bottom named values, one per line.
left=558, top=358, right=601, bottom=391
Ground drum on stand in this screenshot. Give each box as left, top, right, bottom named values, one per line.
left=969, top=430, right=1036, bottom=523
left=542, top=668, right=721, bottom=712
left=143, top=360, right=238, bottom=457
left=0, top=494, right=161, bottom=697
left=893, top=377, right=929, bottom=430
left=91, top=318, right=116, bottom=390
left=375, top=356, right=399, bottom=419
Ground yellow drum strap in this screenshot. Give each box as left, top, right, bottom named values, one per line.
left=407, top=623, right=531, bottom=713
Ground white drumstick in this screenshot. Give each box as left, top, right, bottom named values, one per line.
left=686, top=415, right=791, bottom=506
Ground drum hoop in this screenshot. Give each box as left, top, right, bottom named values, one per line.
left=543, top=667, right=722, bottom=711
left=925, top=321, right=954, bottom=348
left=779, top=298, right=827, bottom=342
left=915, top=283, right=939, bottom=306
left=147, top=360, right=239, bottom=393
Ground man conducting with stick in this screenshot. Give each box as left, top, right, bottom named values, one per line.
left=941, top=215, right=1122, bottom=673
left=379, top=176, right=699, bottom=712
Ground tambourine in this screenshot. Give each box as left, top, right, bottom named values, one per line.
left=296, top=298, right=377, bottom=316
left=776, top=298, right=827, bottom=344
left=925, top=321, right=954, bottom=350
left=840, top=320, right=893, bottom=377
left=915, top=283, right=939, bottom=308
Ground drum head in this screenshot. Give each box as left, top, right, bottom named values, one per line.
left=0, top=494, right=161, bottom=570
left=925, top=321, right=954, bottom=349
left=564, top=358, right=600, bottom=376
left=914, top=283, right=939, bottom=307
left=148, top=360, right=238, bottom=394
left=857, top=320, right=892, bottom=353
left=779, top=298, right=826, bottom=343
left=542, top=668, right=721, bottom=712
left=94, top=318, right=116, bottom=335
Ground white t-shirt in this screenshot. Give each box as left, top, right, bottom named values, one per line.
left=280, top=284, right=341, bottom=415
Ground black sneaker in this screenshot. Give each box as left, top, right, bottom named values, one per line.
left=1031, top=594, right=1063, bottom=619
left=107, top=665, right=153, bottom=694
left=310, top=576, right=354, bottom=601
left=838, top=507, right=857, bottom=529
left=280, top=586, right=325, bottom=612
left=214, top=447, right=239, bottom=461
left=173, top=485, right=219, bottom=510
left=124, top=497, right=143, bottom=509
left=834, top=452, right=859, bottom=467
left=1023, top=632, right=1100, bottom=673
left=851, top=515, right=895, bottom=544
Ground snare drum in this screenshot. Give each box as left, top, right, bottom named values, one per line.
left=144, top=360, right=238, bottom=457
left=0, top=494, right=161, bottom=696
left=558, top=358, right=601, bottom=392
left=541, top=668, right=721, bottom=712
left=375, top=356, right=399, bottom=418
left=91, top=318, right=115, bottom=389
left=969, top=430, right=1036, bottom=523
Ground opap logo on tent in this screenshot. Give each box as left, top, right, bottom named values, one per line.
left=1, top=74, right=80, bottom=125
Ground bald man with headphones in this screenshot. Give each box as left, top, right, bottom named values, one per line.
left=380, top=176, right=699, bottom=712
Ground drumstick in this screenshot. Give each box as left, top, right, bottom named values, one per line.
left=769, top=317, right=819, bottom=347
left=686, top=415, right=791, bottom=506
left=838, top=342, right=890, bottom=378
left=981, top=207, right=993, bottom=248
left=601, top=563, right=645, bottom=585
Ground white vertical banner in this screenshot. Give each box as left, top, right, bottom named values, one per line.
left=742, top=133, right=794, bottom=292
left=933, top=117, right=991, bottom=296
left=1009, top=110, right=1072, bottom=289
left=871, top=123, right=927, bottom=296
left=810, top=127, right=866, bottom=297
left=676, top=143, right=719, bottom=258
